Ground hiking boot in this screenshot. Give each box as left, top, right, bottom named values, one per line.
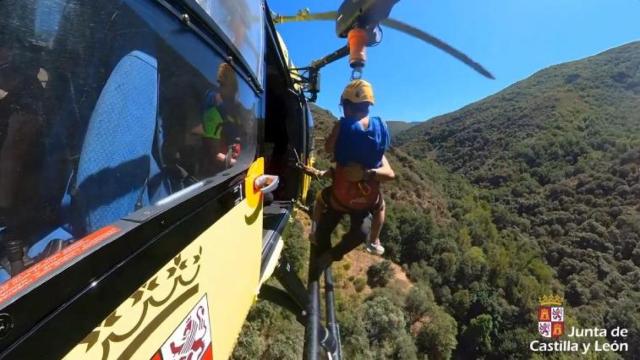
left=365, top=240, right=385, bottom=256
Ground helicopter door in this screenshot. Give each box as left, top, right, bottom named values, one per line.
left=261, top=76, right=307, bottom=280
left=283, top=88, right=306, bottom=198
left=260, top=88, right=305, bottom=284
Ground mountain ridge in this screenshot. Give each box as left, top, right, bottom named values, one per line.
left=408, top=40, right=640, bottom=130
left=397, top=40, right=640, bottom=357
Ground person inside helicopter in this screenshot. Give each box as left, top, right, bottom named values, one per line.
left=197, top=63, right=246, bottom=176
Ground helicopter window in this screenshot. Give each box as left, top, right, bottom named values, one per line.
left=194, top=0, right=265, bottom=84
left=0, top=0, right=258, bottom=299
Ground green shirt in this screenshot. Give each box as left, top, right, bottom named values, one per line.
left=202, top=107, right=223, bottom=139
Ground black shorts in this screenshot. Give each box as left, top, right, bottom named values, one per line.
left=314, top=187, right=372, bottom=263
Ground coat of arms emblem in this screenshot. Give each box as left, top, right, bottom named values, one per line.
left=152, top=295, right=213, bottom=360
left=538, top=294, right=564, bottom=338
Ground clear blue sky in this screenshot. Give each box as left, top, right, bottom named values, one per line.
left=267, top=0, right=640, bottom=122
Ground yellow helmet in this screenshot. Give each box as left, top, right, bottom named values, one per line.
left=341, top=79, right=375, bottom=105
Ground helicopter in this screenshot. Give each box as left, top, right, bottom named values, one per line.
left=0, top=1, right=491, bottom=359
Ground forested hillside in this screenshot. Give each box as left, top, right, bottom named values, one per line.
left=387, top=120, right=417, bottom=139
left=233, top=42, right=640, bottom=359
left=397, top=41, right=640, bottom=357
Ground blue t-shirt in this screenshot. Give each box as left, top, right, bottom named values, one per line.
left=334, top=116, right=390, bottom=169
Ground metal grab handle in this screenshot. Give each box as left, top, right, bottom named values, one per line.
left=254, top=175, right=279, bottom=194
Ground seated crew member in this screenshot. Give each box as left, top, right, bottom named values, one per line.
left=200, top=63, right=243, bottom=176
left=309, top=80, right=394, bottom=276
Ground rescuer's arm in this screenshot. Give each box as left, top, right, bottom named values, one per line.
left=301, top=164, right=333, bottom=179
left=368, top=155, right=395, bottom=182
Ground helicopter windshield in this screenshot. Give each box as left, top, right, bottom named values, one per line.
left=194, top=0, right=265, bottom=83
left=0, top=0, right=258, bottom=299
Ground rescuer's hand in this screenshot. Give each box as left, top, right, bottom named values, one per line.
left=301, top=164, right=327, bottom=178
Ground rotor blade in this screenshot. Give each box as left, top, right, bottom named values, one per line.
left=273, top=10, right=337, bottom=24
left=381, top=18, right=495, bottom=79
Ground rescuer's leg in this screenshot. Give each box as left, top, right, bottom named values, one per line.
left=309, top=191, right=328, bottom=244
left=366, top=198, right=385, bottom=256
left=329, top=211, right=371, bottom=261
left=310, top=198, right=342, bottom=279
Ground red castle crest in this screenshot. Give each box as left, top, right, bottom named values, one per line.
left=169, top=306, right=208, bottom=360
left=152, top=295, right=213, bottom=360
left=538, top=294, right=564, bottom=338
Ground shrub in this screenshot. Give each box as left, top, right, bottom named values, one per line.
left=367, top=260, right=394, bottom=288
left=353, top=277, right=367, bottom=293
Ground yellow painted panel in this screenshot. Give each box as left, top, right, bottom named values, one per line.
left=64, top=183, right=263, bottom=360
left=301, top=155, right=315, bottom=203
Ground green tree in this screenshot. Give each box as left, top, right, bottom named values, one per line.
left=392, top=332, right=419, bottom=360
left=416, top=304, right=458, bottom=360
left=230, top=323, right=263, bottom=360
left=604, top=296, right=640, bottom=357
left=450, top=289, right=472, bottom=320
left=362, top=294, right=407, bottom=342
left=457, top=246, right=488, bottom=285
left=460, top=314, right=494, bottom=356
left=404, top=285, right=435, bottom=322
